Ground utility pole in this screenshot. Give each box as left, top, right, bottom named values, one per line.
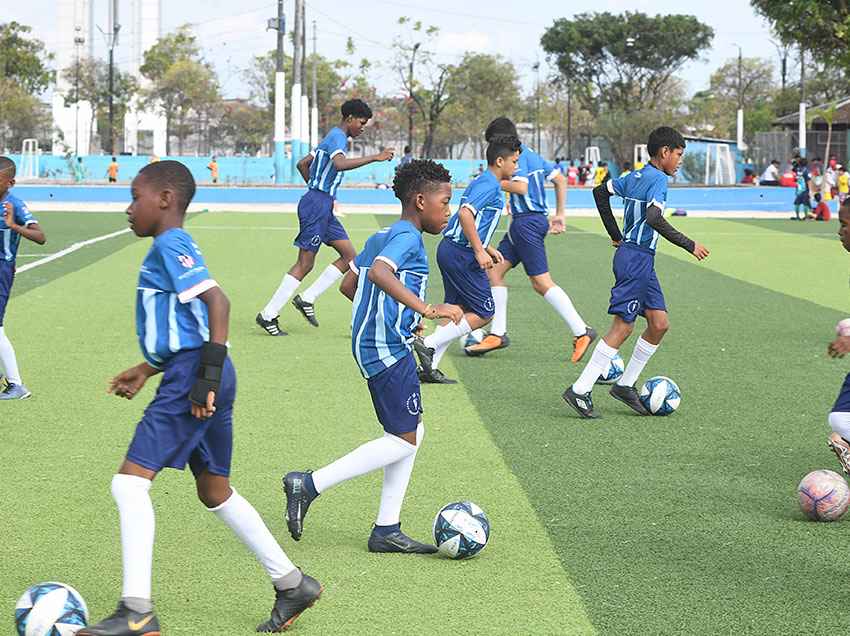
left=311, top=19, right=318, bottom=148
left=566, top=81, right=572, bottom=161
left=533, top=61, right=541, bottom=151
left=73, top=26, right=85, bottom=156
left=291, top=0, right=304, bottom=180
left=268, top=0, right=287, bottom=183
left=407, top=42, right=420, bottom=154
left=799, top=45, right=807, bottom=158
left=734, top=44, right=745, bottom=151
left=106, top=0, right=120, bottom=155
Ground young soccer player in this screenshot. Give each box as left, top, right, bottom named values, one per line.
left=793, top=158, right=812, bottom=220
left=256, top=99, right=394, bottom=335
left=463, top=117, right=596, bottom=361
left=0, top=156, right=45, bottom=400
left=80, top=161, right=321, bottom=636
left=825, top=200, right=850, bottom=474
left=412, top=135, right=520, bottom=384
left=563, top=127, right=710, bottom=418
left=282, top=160, right=462, bottom=552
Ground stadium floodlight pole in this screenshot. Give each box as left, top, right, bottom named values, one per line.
left=408, top=42, right=420, bottom=154
left=73, top=27, right=85, bottom=157
left=733, top=43, right=745, bottom=152
left=268, top=0, right=287, bottom=183
left=107, top=0, right=120, bottom=155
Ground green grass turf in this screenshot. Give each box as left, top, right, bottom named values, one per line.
left=5, top=210, right=850, bottom=634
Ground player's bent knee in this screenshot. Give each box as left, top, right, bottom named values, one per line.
left=829, top=412, right=850, bottom=439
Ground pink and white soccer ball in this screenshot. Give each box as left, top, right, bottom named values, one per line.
left=797, top=469, right=850, bottom=521
left=836, top=319, right=850, bottom=337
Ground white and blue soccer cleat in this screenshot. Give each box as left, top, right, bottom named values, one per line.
left=0, top=383, right=31, bottom=400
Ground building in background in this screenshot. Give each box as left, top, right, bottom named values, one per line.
left=52, top=0, right=94, bottom=155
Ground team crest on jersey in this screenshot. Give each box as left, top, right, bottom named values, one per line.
left=406, top=392, right=422, bottom=416
left=177, top=254, right=196, bottom=268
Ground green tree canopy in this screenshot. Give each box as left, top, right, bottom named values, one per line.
left=0, top=21, right=54, bottom=95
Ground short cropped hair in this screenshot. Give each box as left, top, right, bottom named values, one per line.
left=647, top=127, right=686, bottom=157
left=341, top=99, right=373, bottom=120
left=486, top=135, right=521, bottom=165
left=393, top=159, right=451, bottom=204
left=0, top=156, right=16, bottom=178
left=138, top=160, right=196, bottom=211
left=485, top=117, right=518, bottom=142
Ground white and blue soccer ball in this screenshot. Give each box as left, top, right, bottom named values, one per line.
left=458, top=328, right=486, bottom=348
left=597, top=353, right=625, bottom=384
left=433, top=501, right=490, bottom=559
left=639, top=376, right=681, bottom=416
left=15, top=582, right=88, bottom=636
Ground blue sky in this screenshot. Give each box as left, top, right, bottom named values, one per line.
left=15, top=0, right=782, bottom=100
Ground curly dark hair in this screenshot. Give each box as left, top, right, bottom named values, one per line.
left=484, top=117, right=518, bottom=142
left=486, top=134, right=521, bottom=165
left=138, top=160, right=196, bottom=211
left=341, top=98, right=373, bottom=120
left=392, top=159, right=452, bottom=204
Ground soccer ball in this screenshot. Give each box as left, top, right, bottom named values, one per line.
left=459, top=328, right=486, bottom=348
left=798, top=469, right=850, bottom=521
left=15, top=582, right=88, bottom=636
left=639, top=376, right=681, bottom=415
left=836, top=319, right=850, bottom=337
left=597, top=353, right=625, bottom=384
left=433, top=501, right=490, bottom=559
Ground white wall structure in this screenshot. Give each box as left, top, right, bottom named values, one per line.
left=52, top=0, right=94, bottom=155
left=123, top=0, right=167, bottom=156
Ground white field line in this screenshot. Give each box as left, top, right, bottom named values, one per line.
left=16, top=228, right=132, bottom=273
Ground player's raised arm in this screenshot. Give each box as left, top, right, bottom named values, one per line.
left=332, top=147, right=394, bottom=172
left=592, top=183, right=623, bottom=244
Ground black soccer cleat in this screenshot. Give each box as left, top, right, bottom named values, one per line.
left=562, top=385, right=599, bottom=419
left=283, top=471, right=317, bottom=541
left=413, top=337, right=435, bottom=374
left=291, top=295, right=319, bottom=327
left=609, top=383, right=650, bottom=415
left=256, top=574, right=322, bottom=633
left=256, top=313, right=288, bottom=336
left=418, top=367, right=457, bottom=385
left=367, top=528, right=438, bottom=554
left=78, top=602, right=161, bottom=636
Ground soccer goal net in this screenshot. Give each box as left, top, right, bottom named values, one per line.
left=19, top=139, right=39, bottom=181
left=633, top=144, right=648, bottom=167
left=703, top=144, right=735, bottom=185
left=584, top=146, right=600, bottom=166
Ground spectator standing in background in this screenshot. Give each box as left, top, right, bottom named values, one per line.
left=619, top=162, right=633, bottom=178
left=400, top=146, right=413, bottom=167
left=759, top=159, right=780, bottom=186
left=207, top=156, right=219, bottom=184
left=838, top=165, right=849, bottom=206
left=107, top=157, right=119, bottom=183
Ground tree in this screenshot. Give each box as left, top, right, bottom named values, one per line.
left=751, top=2, right=850, bottom=70
left=443, top=53, right=522, bottom=156
left=62, top=57, right=137, bottom=153
left=140, top=26, right=199, bottom=82
left=0, top=22, right=54, bottom=95
left=538, top=81, right=594, bottom=160
left=0, top=77, right=51, bottom=151
left=541, top=12, right=713, bottom=165
left=220, top=101, right=270, bottom=155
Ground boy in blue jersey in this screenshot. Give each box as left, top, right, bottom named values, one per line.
left=282, top=160, right=463, bottom=553
left=81, top=161, right=321, bottom=636
left=563, top=127, right=710, bottom=419
left=0, top=156, right=46, bottom=400
left=414, top=135, right=521, bottom=384
left=464, top=118, right=596, bottom=362
left=256, top=99, right=394, bottom=335
left=825, top=200, right=850, bottom=474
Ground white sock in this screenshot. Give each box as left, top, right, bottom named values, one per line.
left=490, top=287, right=508, bottom=336
left=0, top=326, right=22, bottom=385
left=618, top=337, right=658, bottom=387
left=829, top=412, right=850, bottom=441
left=544, top=286, right=587, bottom=337
left=111, top=474, right=155, bottom=601
left=208, top=487, right=297, bottom=581
left=431, top=340, right=451, bottom=369
left=312, top=433, right=416, bottom=493
left=424, top=318, right=472, bottom=350
left=300, top=264, right=343, bottom=304
left=572, top=339, right=618, bottom=394
left=261, top=274, right=301, bottom=321
left=376, top=424, right=422, bottom=526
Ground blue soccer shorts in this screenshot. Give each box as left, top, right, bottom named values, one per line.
left=497, top=213, right=550, bottom=277
left=608, top=243, right=667, bottom=324
left=0, top=260, right=15, bottom=326
left=366, top=353, right=422, bottom=435
left=293, top=189, right=349, bottom=252
left=436, top=238, right=495, bottom=319
left=833, top=373, right=850, bottom=413
left=127, top=349, right=238, bottom=477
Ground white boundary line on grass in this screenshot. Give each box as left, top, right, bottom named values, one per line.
left=16, top=228, right=132, bottom=274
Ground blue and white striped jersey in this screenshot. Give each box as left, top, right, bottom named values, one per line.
left=443, top=170, right=504, bottom=249
left=0, top=193, right=37, bottom=262
left=136, top=228, right=218, bottom=369
left=510, top=145, right=559, bottom=215
left=307, top=127, right=348, bottom=198
left=608, top=163, right=669, bottom=253
left=351, top=220, right=428, bottom=379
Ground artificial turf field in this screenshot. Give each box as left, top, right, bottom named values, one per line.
left=3, top=209, right=850, bottom=634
